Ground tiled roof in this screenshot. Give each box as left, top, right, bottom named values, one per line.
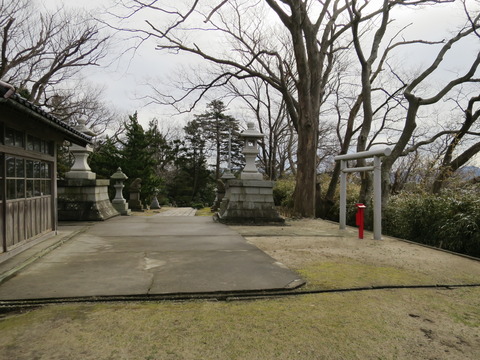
left=0, top=83, right=92, bottom=144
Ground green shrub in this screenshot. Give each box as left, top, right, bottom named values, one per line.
left=191, top=202, right=204, bottom=210
left=384, top=190, right=480, bottom=257
left=273, top=177, right=296, bottom=208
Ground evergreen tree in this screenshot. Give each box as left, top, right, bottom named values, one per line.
left=193, top=100, right=244, bottom=179
left=116, top=112, right=163, bottom=204
left=89, top=136, right=121, bottom=179
left=166, top=120, right=215, bottom=207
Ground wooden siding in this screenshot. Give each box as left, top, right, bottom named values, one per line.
left=5, top=196, right=51, bottom=250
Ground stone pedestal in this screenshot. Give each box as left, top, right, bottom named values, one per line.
left=216, top=179, right=284, bottom=224
left=58, top=179, right=120, bottom=221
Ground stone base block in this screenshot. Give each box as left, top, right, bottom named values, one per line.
left=112, top=200, right=131, bottom=216
left=216, top=179, right=284, bottom=225
left=58, top=179, right=119, bottom=221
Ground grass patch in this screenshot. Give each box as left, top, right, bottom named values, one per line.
left=297, top=261, right=431, bottom=290
left=195, top=207, right=213, bottom=216
left=130, top=208, right=170, bottom=216
left=1, top=289, right=479, bottom=360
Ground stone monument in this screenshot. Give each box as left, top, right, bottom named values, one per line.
left=111, top=167, right=131, bottom=215
left=128, top=178, right=144, bottom=211
left=57, top=119, right=120, bottom=221
left=215, top=122, right=284, bottom=224
left=150, top=189, right=161, bottom=209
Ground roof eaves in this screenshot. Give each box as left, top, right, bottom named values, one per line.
left=0, top=82, right=92, bottom=145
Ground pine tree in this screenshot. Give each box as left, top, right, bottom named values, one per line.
left=193, top=100, right=244, bottom=179
left=166, top=120, right=215, bottom=207
left=89, top=136, right=120, bottom=179
left=116, top=112, right=163, bottom=204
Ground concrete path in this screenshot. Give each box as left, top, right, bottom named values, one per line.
left=0, top=215, right=303, bottom=300
left=155, top=207, right=197, bottom=216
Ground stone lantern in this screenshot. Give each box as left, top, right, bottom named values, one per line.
left=65, top=119, right=96, bottom=180
left=57, top=118, right=120, bottom=220
left=239, top=122, right=264, bottom=180
left=215, top=122, right=283, bottom=225
left=111, top=167, right=131, bottom=216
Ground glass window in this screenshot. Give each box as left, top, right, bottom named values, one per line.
left=16, top=179, right=24, bottom=198
left=16, top=158, right=24, bottom=178
left=45, top=163, right=51, bottom=178
left=5, top=128, right=14, bottom=146
left=15, top=130, right=24, bottom=147
left=34, top=138, right=41, bottom=152
left=40, top=162, right=46, bottom=178
left=26, top=180, right=34, bottom=198
left=44, top=180, right=52, bottom=195
left=4, top=156, right=52, bottom=199
left=26, top=160, right=34, bottom=178
left=27, top=136, right=35, bottom=151
left=6, top=156, right=15, bottom=177
left=33, top=161, right=41, bottom=178
left=34, top=180, right=41, bottom=197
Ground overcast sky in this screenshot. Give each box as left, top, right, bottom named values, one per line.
left=41, top=1, right=478, bottom=116
left=41, top=0, right=480, bottom=165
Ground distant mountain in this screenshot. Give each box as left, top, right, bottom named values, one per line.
left=458, top=166, right=480, bottom=180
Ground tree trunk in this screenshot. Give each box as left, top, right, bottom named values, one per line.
left=293, top=114, right=318, bottom=217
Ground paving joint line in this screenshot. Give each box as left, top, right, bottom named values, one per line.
left=1, top=283, right=479, bottom=310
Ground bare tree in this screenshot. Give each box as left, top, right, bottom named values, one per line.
left=110, top=0, right=474, bottom=216
left=46, top=81, right=123, bottom=136
left=228, top=77, right=293, bottom=180
left=431, top=93, right=480, bottom=193
left=380, top=17, right=480, bottom=203
left=110, top=0, right=392, bottom=217
left=0, top=0, right=110, bottom=106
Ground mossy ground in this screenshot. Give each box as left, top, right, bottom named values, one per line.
left=1, top=217, right=479, bottom=359
left=195, top=207, right=213, bottom=216
left=1, top=288, right=479, bottom=360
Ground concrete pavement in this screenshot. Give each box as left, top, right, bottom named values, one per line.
left=0, top=209, right=303, bottom=301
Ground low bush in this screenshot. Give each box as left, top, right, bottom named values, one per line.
left=384, top=190, right=480, bottom=257
left=273, top=177, right=296, bottom=208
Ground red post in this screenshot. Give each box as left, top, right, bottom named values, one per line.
left=355, top=203, right=366, bottom=239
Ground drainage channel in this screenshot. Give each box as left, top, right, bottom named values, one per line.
left=1, top=283, right=479, bottom=312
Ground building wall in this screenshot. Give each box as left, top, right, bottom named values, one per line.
left=0, top=123, right=56, bottom=253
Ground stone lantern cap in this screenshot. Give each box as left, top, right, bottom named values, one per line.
left=240, top=122, right=265, bottom=139
left=75, top=118, right=96, bottom=137
left=111, top=167, right=128, bottom=181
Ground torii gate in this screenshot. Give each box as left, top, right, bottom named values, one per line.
left=334, top=148, right=392, bottom=240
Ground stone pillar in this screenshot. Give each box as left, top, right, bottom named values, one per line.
left=111, top=167, right=131, bottom=216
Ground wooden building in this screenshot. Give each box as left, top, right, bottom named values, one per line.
left=0, top=81, right=91, bottom=257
